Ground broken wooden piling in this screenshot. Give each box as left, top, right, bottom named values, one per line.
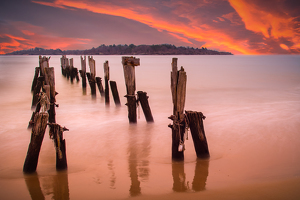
left=137, top=91, right=153, bottom=122
left=31, top=67, right=40, bottom=93
left=31, top=76, right=44, bottom=109
left=185, top=111, right=210, bottom=158
left=86, top=73, right=96, bottom=97
left=49, top=124, right=68, bottom=170
left=104, top=61, right=110, bottom=105
left=96, top=77, right=105, bottom=96
left=87, top=56, right=96, bottom=97
left=110, top=81, right=121, bottom=106
left=44, top=67, right=56, bottom=123
left=122, top=57, right=140, bottom=123
left=169, top=58, right=187, bottom=160
left=80, top=56, right=87, bottom=89
left=23, top=113, right=49, bottom=173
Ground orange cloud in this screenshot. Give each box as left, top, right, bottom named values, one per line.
left=228, top=0, right=300, bottom=52
left=32, top=0, right=255, bottom=54
left=168, top=32, right=193, bottom=44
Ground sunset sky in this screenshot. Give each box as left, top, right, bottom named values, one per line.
left=0, top=0, right=299, bottom=54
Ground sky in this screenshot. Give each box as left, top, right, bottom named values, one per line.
left=0, top=0, right=299, bottom=55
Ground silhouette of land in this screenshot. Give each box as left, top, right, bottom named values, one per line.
left=6, top=44, right=233, bottom=55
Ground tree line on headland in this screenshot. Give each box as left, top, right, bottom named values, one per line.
left=6, top=44, right=233, bottom=55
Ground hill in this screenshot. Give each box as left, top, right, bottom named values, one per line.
left=6, top=44, right=233, bottom=55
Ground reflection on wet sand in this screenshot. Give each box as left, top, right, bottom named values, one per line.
left=128, top=124, right=152, bottom=196
left=172, top=159, right=209, bottom=192
left=24, top=171, right=69, bottom=200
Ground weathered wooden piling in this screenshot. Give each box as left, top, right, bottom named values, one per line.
left=169, top=58, right=187, bottom=160
left=61, top=55, right=68, bottom=77
left=185, top=111, right=210, bottom=158
left=44, top=67, right=56, bottom=123
left=137, top=91, right=153, bottom=122
left=69, top=58, right=75, bottom=83
left=110, top=81, right=121, bottom=106
left=31, top=67, right=40, bottom=93
left=49, top=124, right=68, bottom=170
left=104, top=61, right=110, bottom=105
left=23, top=113, right=49, bottom=173
left=31, top=76, right=44, bottom=109
left=122, top=57, right=140, bottom=123
left=87, top=56, right=96, bottom=97
left=86, top=73, right=96, bottom=97
left=39, top=56, right=50, bottom=77
left=80, top=56, right=87, bottom=89
left=96, top=77, right=105, bottom=96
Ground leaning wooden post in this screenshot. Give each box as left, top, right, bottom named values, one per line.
left=96, top=77, right=105, bottom=96
left=31, top=76, right=44, bottom=109
left=31, top=67, right=40, bottom=92
left=185, top=111, right=210, bottom=158
left=23, top=113, right=49, bottom=173
left=137, top=91, right=154, bottom=122
left=110, top=81, right=121, bottom=105
left=49, top=124, right=68, bottom=170
left=104, top=61, right=110, bottom=105
left=122, top=57, right=140, bottom=123
left=168, top=58, right=187, bottom=160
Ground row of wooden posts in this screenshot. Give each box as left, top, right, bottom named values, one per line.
left=24, top=55, right=210, bottom=174
left=24, top=56, right=68, bottom=173
left=60, top=55, right=154, bottom=123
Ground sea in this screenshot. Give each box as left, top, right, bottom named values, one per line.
left=0, top=55, right=300, bottom=200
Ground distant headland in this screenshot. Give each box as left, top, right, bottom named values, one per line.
left=5, top=44, right=233, bottom=55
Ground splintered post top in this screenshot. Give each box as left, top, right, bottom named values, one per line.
left=122, top=56, right=140, bottom=66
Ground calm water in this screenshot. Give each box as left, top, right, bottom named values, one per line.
left=0, top=55, right=300, bottom=199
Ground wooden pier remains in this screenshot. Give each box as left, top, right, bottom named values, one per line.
left=104, top=61, right=110, bottom=105
left=137, top=91, right=153, bottom=122
left=87, top=56, right=96, bottom=97
left=80, top=56, right=87, bottom=90
left=110, top=81, right=121, bottom=106
left=122, top=57, right=140, bottom=123
left=169, top=58, right=187, bottom=160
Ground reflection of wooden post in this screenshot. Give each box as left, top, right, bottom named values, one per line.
left=169, top=58, right=187, bottom=160
left=192, top=159, right=209, bottom=191
left=137, top=91, right=153, bottom=122
left=110, top=81, right=121, bottom=105
left=23, top=113, right=49, bottom=173
left=172, top=161, right=187, bottom=192
left=24, top=173, right=45, bottom=200
left=122, top=57, right=140, bottom=123
left=185, top=111, right=210, bottom=158
left=104, top=61, right=110, bottom=105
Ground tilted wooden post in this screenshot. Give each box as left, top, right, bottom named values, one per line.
left=137, top=91, right=153, bottom=122
left=31, top=67, right=40, bottom=93
left=104, top=61, right=110, bottom=105
left=185, top=111, right=210, bottom=158
left=122, top=57, right=140, bottom=123
left=96, top=77, right=105, bottom=96
left=31, top=76, right=44, bottom=109
left=110, top=81, right=121, bottom=106
left=169, top=58, right=187, bottom=160
left=23, top=113, right=49, bottom=173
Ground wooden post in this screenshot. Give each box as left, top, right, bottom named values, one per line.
left=31, top=67, right=40, bottom=92
left=86, top=73, right=96, bottom=97
left=122, top=57, right=140, bottom=123
left=31, top=76, right=44, bottom=109
left=69, top=58, right=74, bottom=83
left=49, top=124, right=68, bottom=170
left=23, top=113, right=49, bottom=173
left=80, top=56, right=87, bottom=89
left=104, top=61, right=110, bottom=105
left=44, top=67, right=56, bottom=123
left=110, top=81, right=121, bottom=106
left=61, top=55, right=68, bottom=77
left=185, top=111, right=210, bottom=158
left=169, top=58, right=187, bottom=160
left=96, top=77, right=105, bottom=96
left=137, top=91, right=153, bottom=122
left=39, top=56, right=50, bottom=77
